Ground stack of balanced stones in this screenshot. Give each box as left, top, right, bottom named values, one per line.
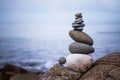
left=72, top=13, right=84, bottom=31
left=66, top=13, right=95, bottom=73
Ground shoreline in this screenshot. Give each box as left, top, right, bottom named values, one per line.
left=0, top=52, right=120, bottom=80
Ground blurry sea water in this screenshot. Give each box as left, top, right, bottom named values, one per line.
left=0, top=23, right=120, bottom=72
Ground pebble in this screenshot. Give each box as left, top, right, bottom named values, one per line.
left=69, top=42, right=94, bottom=54
left=75, top=16, right=82, bottom=19
left=66, top=54, right=94, bottom=72
left=75, top=20, right=84, bottom=24
left=75, top=18, right=82, bottom=21
left=74, top=27, right=83, bottom=31
left=75, top=13, right=82, bottom=18
left=72, top=23, right=85, bottom=28
left=69, top=30, right=93, bottom=45
left=58, top=57, right=66, bottom=64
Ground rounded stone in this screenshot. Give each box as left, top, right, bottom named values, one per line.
left=72, top=23, right=85, bottom=28
left=75, top=20, right=84, bottom=24
left=58, top=57, right=66, bottom=64
left=66, top=54, right=94, bottom=73
left=74, top=27, right=83, bottom=31
left=75, top=13, right=82, bottom=18
left=69, top=30, right=93, bottom=45
left=69, top=42, right=94, bottom=54
left=75, top=16, right=82, bottom=19
left=75, top=18, right=82, bottom=21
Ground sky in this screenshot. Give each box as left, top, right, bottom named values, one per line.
left=0, top=0, right=120, bottom=37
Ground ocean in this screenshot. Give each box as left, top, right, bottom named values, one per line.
left=0, top=24, right=120, bottom=72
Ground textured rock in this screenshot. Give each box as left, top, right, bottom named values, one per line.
left=79, top=53, right=120, bottom=80
left=40, top=63, right=82, bottom=80
left=10, top=73, right=39, bottom=80
left=66, top=54, right=94, bottom=73
left=1, top=64, right=29, bottom=80
left=40, top=76, right=67, bottom=80
left=0, top=73, right=1, bottom=77
left=69, top=30, right=93, bottom=45
left=106, top=77, right=115, bottom=80
left=108, top=68, right=120, bottom=80
left=95, top=52, right=120, bottom=67
left=69, top=42, right=94, bottom=54
left=79, top=65, right=119, bottom=80
left=3, top=64, right=28, bottom=73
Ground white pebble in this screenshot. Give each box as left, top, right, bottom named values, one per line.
left=66, top=54, right=94, bottom=73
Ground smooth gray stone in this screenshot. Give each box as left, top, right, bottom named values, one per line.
left=72, top=23, right=85, bottom=28
left=69, top=30, right=93, bottom=45
left=58, top=57, right=66, bottom=64
left=75, top=13, right=82, bottom=18
left=69, top=42, right=94, bottom=54
left=75, top=16, right=82, bottom=19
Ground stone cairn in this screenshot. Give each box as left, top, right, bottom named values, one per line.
left=66, top=13, right=95, bottom=73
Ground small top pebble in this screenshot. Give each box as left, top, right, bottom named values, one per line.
left=58, top=57, right=66, bottom=64
left=75, top=13, right=82, bottom=18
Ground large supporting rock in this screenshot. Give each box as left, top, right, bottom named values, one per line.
left=40, top=63, right=82, bottom=80
left=108, top=68, right=120, bottom=80
left=79, top=65, right=119, bottom=80
left=95, top=52, right=120, bottom=67
left=79, top=53, right=120, bottom=80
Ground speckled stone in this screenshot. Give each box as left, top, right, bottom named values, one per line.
left=69, top=42, right=94, bottom=54
left=66, top=54, right=94, bottom=73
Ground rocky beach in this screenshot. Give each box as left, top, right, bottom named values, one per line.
left=0, top=13, right=120, bottom=80
left=0, top=52, right=120, bottom=80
